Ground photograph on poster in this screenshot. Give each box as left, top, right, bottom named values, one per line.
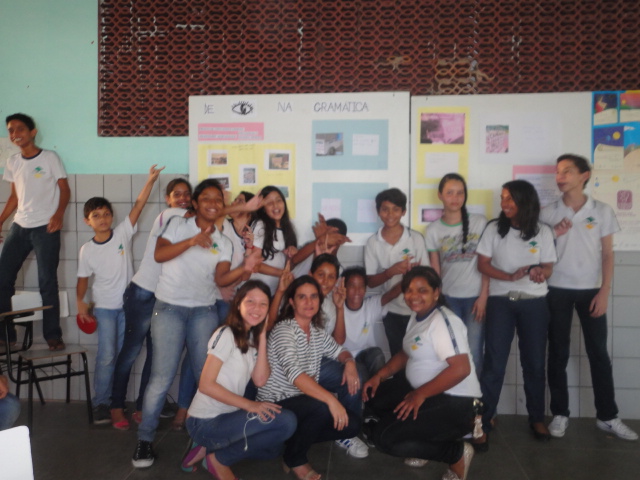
left=208, top=174, right=230, bottom=190
left=593, top=93, right=619, bottom=126
left=420, top=113, right=465, bottom=144
left=266, top=151, right=290, bottom=170
left=315, top=133, right=344, bottom=156
left=208, top=150, right=228, bottom=166
left=276, top=185, right=290, bottom=199
left=421, top=206, right=444, bottom=224
left=240, top=165, right=257, bottom=186
left=486, top=125, right=509, bottom=153
left=620, top=91, right=640, bottom=123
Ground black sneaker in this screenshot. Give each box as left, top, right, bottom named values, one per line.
left=132, top=440, right=156, bottom=468
left=92, top=404, right=111, bottom=425
left=159, top=399, right=177, bottom=418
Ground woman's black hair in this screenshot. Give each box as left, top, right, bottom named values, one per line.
left=310, top=253, right=340, bottom=276
left=439, top=173, right=469, bottom=253
left=400, top=266, right=447, bottom=308
left=224, top=280, right=271, bottom=353
left=254, top=186, right=297, bottom=261
left=277, top=275, right=324, bottom=328
left=497, top=180, right=540, bottom=241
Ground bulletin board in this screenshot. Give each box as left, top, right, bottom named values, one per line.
left=410, top=92, right=594, bottom=240
left=189, top=92, right=410, bottom=245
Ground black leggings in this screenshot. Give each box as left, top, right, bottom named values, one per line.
left=366, top=375, right=476, bottom=465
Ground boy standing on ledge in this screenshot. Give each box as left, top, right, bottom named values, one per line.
left=0, top=113, right=70, bottom=351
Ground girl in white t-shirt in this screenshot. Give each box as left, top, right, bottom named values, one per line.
left=426, top=173, right=488, bottom=376
left=250, top=186, right=298, bottom=294
left=475, top=180, right=556, bottom=448
left=182, top=280, right=296, bottom=478
left=362, top=266, right=480, bottom=480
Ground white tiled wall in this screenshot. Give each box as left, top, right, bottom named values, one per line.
left=4, top=175, right=640, bottom=419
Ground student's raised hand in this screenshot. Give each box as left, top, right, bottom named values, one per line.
left=314, top=235, right=331, bottom=256
left=148, top=164, right=166, bottom=183
left=326, top=231, right=351, bottom=253
left=553, top=217, right=572, bottom=238
left=394, top=389, right=426, bottom=421
left=243, top=247, right=263, bottom=273
left=277, top=261, right=294, bottom=293
left=283, top=245, right=298, bottom=259
left=241, top=224, right=254, bottom=250
left=332, top=278, right=346, bottom=309
left=244, top=194, right=264, bottom=212
left=312, top=213, right=330, bottom=239
left=191, top=226, right=213, bottom=249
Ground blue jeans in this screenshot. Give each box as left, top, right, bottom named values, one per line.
left=445, top=296, right=485, bottom=376
left=547, top=287, right=618, bottom=421
left=480, top=296, right=549, bottom=431
left=0, top=224, right=61, bottom=342
left=138, top=300, right=219, bottom=442
left=93, top=308, right=126, bottom=406
left=355, top=347, right=386, bottom=383
left=318, top=357, right=363, bottom=418
left=111, top=282, right=155, bottom=411
left=186, top=409, right=297, bottom=466
left=382, top=311, right=411, bottom=357
left=0, top=393, right=21, bottom=431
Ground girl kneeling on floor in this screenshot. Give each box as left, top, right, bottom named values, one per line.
left=182, top=280, right=297, bottom=479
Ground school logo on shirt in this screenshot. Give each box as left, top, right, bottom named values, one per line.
left=118, top=244, right=124, bottom=255
left=33, top=166, right=45, bottom=178
left=210, top=242, right=219, bottom=254
left=361, top=321, right=369, bottom=335
left=401, top=248, right=412, bottom=260
left=528, top=241, right=539, bottom=254
left=585, top=216, right=597, bottom=230
left=410, top=335, right=423, bottom=351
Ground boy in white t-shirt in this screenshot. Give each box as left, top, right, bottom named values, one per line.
left=364, top=188, right=429, bottom=356
left=0, top=114, right=70, bottom=350
left=541, top=154, right=637, bottom=441
left=76, top=165, right=163, bottom=424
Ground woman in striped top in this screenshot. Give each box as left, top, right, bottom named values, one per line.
left=257, top=275, right=361, bottom=480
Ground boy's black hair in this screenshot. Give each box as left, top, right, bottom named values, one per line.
left=557, top=153, right=591, bottom=187
left=310, top=253, right=340, bottom=275
left=84, top=197, right=113, bottom=218
left=341, top=266, right=367, bottom=285
left=6, top=113, right=36, bottom=131
left=165, top=177, right=192, bottom=196
left=375, top=188, right=407, bottom=212
left=326, top=218, right=347, bottom=236
left=192, top=178, right=224, bottom=203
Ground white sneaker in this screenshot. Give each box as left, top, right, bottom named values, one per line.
left=548, top=415, right=569, bottom=438
left=404, top=457, right=428, bottom=467
left=335, top=437, right=369, bottom=458
left=596, top=418, right=639, bottom=441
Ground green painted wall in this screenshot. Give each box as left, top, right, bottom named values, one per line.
left=0, top=0, right=187, bottom=174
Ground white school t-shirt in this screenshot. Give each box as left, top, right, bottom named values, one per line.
left=403, top=307, right=481, bottom=398
left=476, top=221, right=557, bottom=297
left=321, top=294, right=337, bottom=336
left=541, top=197, right=619, bottom=289
left=131, top=208, right=186, bottom=293
left=154, top=216, right=232, bottom=307
left=250, top=219, right=287, bottom=294
left=364, top=225, right=429, bottom=315
left=188, top=326, right=257, bottom=419
left=77, top=218, right=137, bottom=309
left=3, top=150, right=67, bottom=228
left=425, top=214, right=487, bottom=298
left=343, top=295, right=387, bottom=357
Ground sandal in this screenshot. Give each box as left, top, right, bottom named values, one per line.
left=181, top=442, right=205, bottom=473
left=202, top=453, right=239, bottom=480
left=47, top=338, right=66, bottom=351
left=110, top=408, right=129, bottom=430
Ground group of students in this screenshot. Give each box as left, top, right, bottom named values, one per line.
left=0, top=113, right=637, bottom=480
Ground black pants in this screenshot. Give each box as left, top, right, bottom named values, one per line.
left=366, top=375, right=475, bottom=465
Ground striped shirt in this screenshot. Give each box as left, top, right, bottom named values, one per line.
left=257, top=318, right=343, bottom=403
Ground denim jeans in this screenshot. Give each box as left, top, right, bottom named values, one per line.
left=138, top=300, right=219, bottom=442
left=445, top=296, right=485, bottom=376
left=111, top=282, right=155, bottom=411
left=365, top=375, right=474, bottom=465
left=547, top=287, right=618, bottom=421
left=186, top=409, right=297, bottom=466
left=355, top=347, right=386, bottom=383
left=480, top=296, right=549, bottom=431
left=93, top=308, right=126, bottom=406
left=0, top=393, right=21, bottom=431
left=382, top=311, right=411, bottom=357
left=318, top=357, right=363, bottom=418
left=278, top=394, right=361, bottom=468
left=178, top=355, right=198, bottom=409
left=0, top=224, right=61, bottom=342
